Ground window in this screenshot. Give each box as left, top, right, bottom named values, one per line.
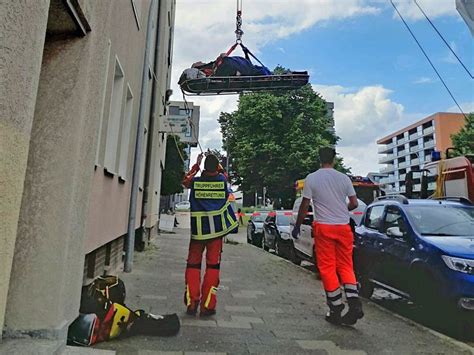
left=131, top=0, right=142, bottom=29
left=382, top=207, right=407, bottom=235
left=95, top=39, right=112, bottom=166
left=364, top=205, right=385, bottom=230
left=104, top=58, right=125, bottom=174
left=118, top=85, right=134, bottom=180
left=169, top=106, right=179, bottom=115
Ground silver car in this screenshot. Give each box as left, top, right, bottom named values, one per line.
left=289, top=197, right=367, bottom=265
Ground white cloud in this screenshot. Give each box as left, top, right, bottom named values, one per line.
left=391, top=0, right=458, bottom=20
left=171, top=0, right=458, bottom=175
left=313, top=84, right=415, bottom=175
left=413, top=76, right=436, bottom=84
left=442, top=41, right=460, bottom=64
left=171, top=0, right=384, bottom=157
left=447, top=102, right=474, bottom=113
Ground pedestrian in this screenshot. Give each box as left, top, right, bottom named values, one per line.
left=237, top=208, right=244, bottom=226
left=182, top=153, right=238, bottom=316
left=292, top=147, right=363, bottom=326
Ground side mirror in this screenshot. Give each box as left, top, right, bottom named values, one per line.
left=386, top=226, right=403, bottom=238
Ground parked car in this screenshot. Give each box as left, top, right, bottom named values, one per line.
left=353, top=196, right=474, bottom=317
left=247, top=211, right=269, bottom=246
left=175, top=201, right=190, bottom=210
left=289, top=197, right=367, bottom=265
left=262, top=211, right=293, bottom=257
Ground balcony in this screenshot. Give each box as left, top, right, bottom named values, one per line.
left=423, top=126, right=434, bottom=135
left=428, top=182, right=436, bottom=190
left=399, top=161, right=408, bottom=169
left=424, top=140, right=435, bottom=149
left=379, top=154, right=395, bottom=163
left=398, top=149, right=407, bottom=157
left=399, top=174, right=406, bottom=181
left=411, top=158, right=420, bottom=166
left=398, top=137, right=408, bottom=145
left=378, top=142, right=395, bottom=153
left=424, top=155, right=432, bottom=163
left=409, top=132, right=421, bottom=141
left=410, top=145, right=422, bottom=153
left=380, top=165, right=395, bottom=173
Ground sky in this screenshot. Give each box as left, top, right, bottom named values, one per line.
left=171, top=0, right=473, bottom=176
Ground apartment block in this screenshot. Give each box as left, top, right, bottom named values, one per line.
left=377, top=112, right=465, bottom=193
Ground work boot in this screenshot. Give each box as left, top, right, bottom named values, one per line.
left=186, top=302, right=199, bottom=316
left=200, top=308, right=216, bottom=317
left=341, top=298, right=364, bottom=326
left=325, top=304, right=344, bottom=325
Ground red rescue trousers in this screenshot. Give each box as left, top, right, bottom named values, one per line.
left=313, top=222, right=357, bottom=292
left=185, top=237, right=223, bottom=311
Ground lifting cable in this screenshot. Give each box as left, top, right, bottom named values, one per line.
left=413, top=0, right=473, bottom=79
left=390, top=0, right=468, bottom=120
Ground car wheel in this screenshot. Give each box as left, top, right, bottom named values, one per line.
left=262, top=234, right=269, bottom=252
left=288, top=241, right=302, bottom=265
left=275, top=237, right=283, bottom=257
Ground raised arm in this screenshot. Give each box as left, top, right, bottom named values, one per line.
left=182, top=153, right=203, bottom=188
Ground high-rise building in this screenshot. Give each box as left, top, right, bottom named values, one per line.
left=377, top=112, right=465, bottom=193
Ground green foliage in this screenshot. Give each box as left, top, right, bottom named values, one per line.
left=451, top=113, right=474, bottom=155
left=161, top=135, right=188, bottom=196
left=219, top=83, right=348, bottom=208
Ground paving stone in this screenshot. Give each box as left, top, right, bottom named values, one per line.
left=185, top=352, right=227, bottom=355
left=296, top=340, right=367, bottom=355
left=96, top=227, right=472, bottom=355
left=224, top=305, right=255, bottom=313
left=139, top=295, right=168, bottom=300
left=216, top=320, right=252, bottom=329
left=230, top=315, right=264, bottom=324
left=181, top=319, right=217, bottom=328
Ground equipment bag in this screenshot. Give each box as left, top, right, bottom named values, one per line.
left=67, top=313, right=100, bottom=346
left=79, top=275, right=126, bottom=317
left=128, top=310, right=180, bottom=337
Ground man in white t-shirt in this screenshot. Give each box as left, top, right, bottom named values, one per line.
left=292, top=147, right=364, bottom=326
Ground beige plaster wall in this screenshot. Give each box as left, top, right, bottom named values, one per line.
left=0, top=0, right=50, bottom=339
left=4, top=0, right=113, bottom=336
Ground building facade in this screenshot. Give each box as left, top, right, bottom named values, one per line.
left=0, top=0, right=175, bottom=351
left=377, top=112, right=465, bottom=193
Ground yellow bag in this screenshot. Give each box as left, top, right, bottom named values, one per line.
left=109, top=303, right=135, bottom=339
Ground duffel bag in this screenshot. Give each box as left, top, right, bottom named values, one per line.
left=67, top=313, right=100, bottom=346
left=128, top=311, right=180, bottom=337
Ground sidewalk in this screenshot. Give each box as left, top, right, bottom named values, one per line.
left=96, top=217, right=472, bottom=354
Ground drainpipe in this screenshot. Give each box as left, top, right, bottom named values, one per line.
left=142, top=0, right=163, bottom=232
left=125, top=0, right=158, bottom=272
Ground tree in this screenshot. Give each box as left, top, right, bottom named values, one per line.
left=219, top=81, right=349, bottom=208
left=451, top=113, right=474, bottom=155
left=160, top=135, right=188, bottom=196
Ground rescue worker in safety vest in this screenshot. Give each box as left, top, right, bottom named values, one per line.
left=292, top=147, right=364, bottom=326
left=182, top=153, right=238, bottom=316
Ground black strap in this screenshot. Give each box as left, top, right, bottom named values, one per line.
left=207, top=263, right=220, bottom=270
left=186, top=263, right=202, bottom=269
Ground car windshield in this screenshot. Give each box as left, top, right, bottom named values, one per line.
left=276, top=214, right=291, bottom=226
left=252, top=213, right=268, bottom=223
left=406, top=205, right=474, bottom=236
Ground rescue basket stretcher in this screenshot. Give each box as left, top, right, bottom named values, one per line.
left=180, top=72, right=309, bottom=96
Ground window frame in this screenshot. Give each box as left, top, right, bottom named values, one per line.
left=364, top=205, right=386, bottom=231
